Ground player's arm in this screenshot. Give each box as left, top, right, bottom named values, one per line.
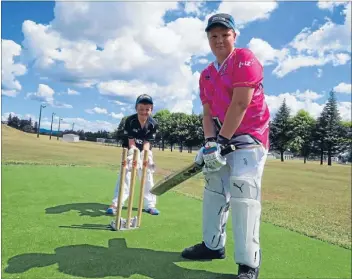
left=143, top=122, right=157, bottom=151
left=218, top=87, right=254, bottom=139
left=124, top=118, right=137, bottom=149
left=142, top=141, right=150, bottom=150
left=199, top=74, right=216, bottom=140
left=203, top=104, right=216, bottom=139
left=219, top=50, right=262, bottom=141
left=129, top=139, right=137, bottom=149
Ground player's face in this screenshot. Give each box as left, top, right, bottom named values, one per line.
left=207, top=26, right=236, bottom=59
left=136, top=103, right=153, bottom=120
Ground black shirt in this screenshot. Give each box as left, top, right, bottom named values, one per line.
left=122, top=114, right=158, bottom=151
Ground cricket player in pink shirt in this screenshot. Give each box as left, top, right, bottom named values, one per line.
left=181, top=13, right=270, bottom=279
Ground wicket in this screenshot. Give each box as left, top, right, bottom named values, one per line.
left=112, top=148, right=149, bottom=231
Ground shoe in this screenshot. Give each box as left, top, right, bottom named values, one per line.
left=106, top=205, right=116, bottom=215
left=235, top=265, right=259, bottom=279
left=181, top=241, right=225, bottom=260
left=145, top=208, right=160, bottom=215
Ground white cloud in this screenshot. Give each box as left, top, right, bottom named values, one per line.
left=338, top=101, right=351, bottom=121
left=96, top=71, right=199, bottom=114
left=197, top=58, right=209, bottom=64
left=248, top=3, right=351, bottom=77
left=184, top=1, right=206, bottom=16
left=67, top=88, right=80, bottom=95
left=85, top=107, right=108, bottom=114
left=109, top=100, right=127, bottom=106
left=216, top=2, right=278, bottom=27
left=317, top=1, right=347, bottom=11
left=20, top=1, right=280, bottom=114
left=316, top=68, right=323, bottom=78
left=110, top=112, right=124, bottom=119
left=27, top=84, right=55, bottom=104
left=1, top=39, right=27, bottom=96
left=38, top=116, right=117, bottom=132
left=2, top=90, right=18, bottom=97
left=290, top=5, right=351, bottom=54
left=265, top=92, right=324, bottom=119
left=26, top=83, right=72, bottom=108
left=293, top=90, right=324, bottom=101
left=265, top=90, right=351, bottom=121
left=333, top=82, right=352, bottom=94
left=247, top=38, right=287, bottom=66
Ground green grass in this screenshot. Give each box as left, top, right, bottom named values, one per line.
left=2, top=165, right=351, bottom=279
left=2, top=124, right=351, bottom=249
left=1, top=125, right=352, bottom=278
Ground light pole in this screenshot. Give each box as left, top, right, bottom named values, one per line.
left=37, top=104, right=46, bottom=138
left=57, top=118, right=63, bottom=140
left=49, top=112, right=56, bottom=140
left=72, top=122, right=75, bottom=131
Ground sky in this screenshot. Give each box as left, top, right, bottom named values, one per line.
left=1, top=0, right=351, bottom=132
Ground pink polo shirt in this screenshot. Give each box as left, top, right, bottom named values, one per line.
left=199, top=48, right=270, bottom=149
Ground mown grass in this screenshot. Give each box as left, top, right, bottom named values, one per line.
left=2, top=165, right=351, bottom=279
left=2, top=124, right=351, bottom=249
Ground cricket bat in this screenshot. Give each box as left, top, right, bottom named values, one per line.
left=150, top=145, right=236, bottom=196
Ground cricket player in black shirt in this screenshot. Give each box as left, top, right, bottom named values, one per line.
left=106, top=94, right=160, bottom=215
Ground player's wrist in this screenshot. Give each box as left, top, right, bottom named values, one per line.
left=217, top=134, right=230, bottom=145
left=204, top=136, right=217, bottom=145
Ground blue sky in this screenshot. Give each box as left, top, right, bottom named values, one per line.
left=1, top=1, right=351, bottom=132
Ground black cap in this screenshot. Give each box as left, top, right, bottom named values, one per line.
left=205, top=13, right=236, bottom=32
left=135, top=94, right=153, bottom=105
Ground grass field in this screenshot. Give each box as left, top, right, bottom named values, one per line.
left=1, top=125, right=351, bottom=278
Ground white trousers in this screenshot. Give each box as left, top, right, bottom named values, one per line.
left=202, top=146, right=267, bottom=268
left=111, top=168, right=157, bottom=210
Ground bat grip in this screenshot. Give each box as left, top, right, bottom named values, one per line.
left=220, top=144, right=236, bottom=155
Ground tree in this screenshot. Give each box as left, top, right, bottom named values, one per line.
left=289, top=110, right=316, bottom=163
left=269, top=99, right=293, bottom=162
left=34, top=121, right=38, bottom=133
left=153, top=110, right=171, bottom=151
left=315, top=91, right=342, bottom=166
left=116, top=116, right=128, bottom=144
left=184, top=114, right=204, bottom=153
left=7, top=113, right=13, bottom=125
left=9, top=116, right=20, bottom=129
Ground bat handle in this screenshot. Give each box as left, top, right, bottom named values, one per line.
left=220, top=144, right=236, bottom=156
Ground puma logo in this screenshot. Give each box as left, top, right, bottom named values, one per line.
left=233, top=182, right=244, bottom=193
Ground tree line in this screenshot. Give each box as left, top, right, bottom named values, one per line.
left=113, top=90, right=351, bottom=165
left=4, top=91, right=351, bottom=165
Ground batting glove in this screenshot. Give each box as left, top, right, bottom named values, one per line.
left=202, top=137, right=227, bottom=172
left=140, top=150, right=155, bottom=172
left=194, top=147, right=204, bottom=165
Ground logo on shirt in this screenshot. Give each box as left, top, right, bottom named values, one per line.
left=238, top=58, right=255, bottom=68
left=133, top=128, right=138, bottom=133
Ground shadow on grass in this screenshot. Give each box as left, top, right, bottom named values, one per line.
left=45, top=203, right=138, bottom=217
left=5, top=238, right=235, bottom=279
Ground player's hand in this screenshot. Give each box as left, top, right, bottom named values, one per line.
left=140, top=150, right=155, bottom=172
left=202, top=137, right=226, bottom=172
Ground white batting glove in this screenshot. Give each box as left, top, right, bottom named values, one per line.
left=140, top=150, right=155, bottom=172
left=194, top=147, right=204, bottom=166
left=202, top=141, right=226, bottom=172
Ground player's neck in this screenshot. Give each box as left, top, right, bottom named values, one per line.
left=216, top=47, right=235, bottom=66
left=138, top=116, right=148, bottom=128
